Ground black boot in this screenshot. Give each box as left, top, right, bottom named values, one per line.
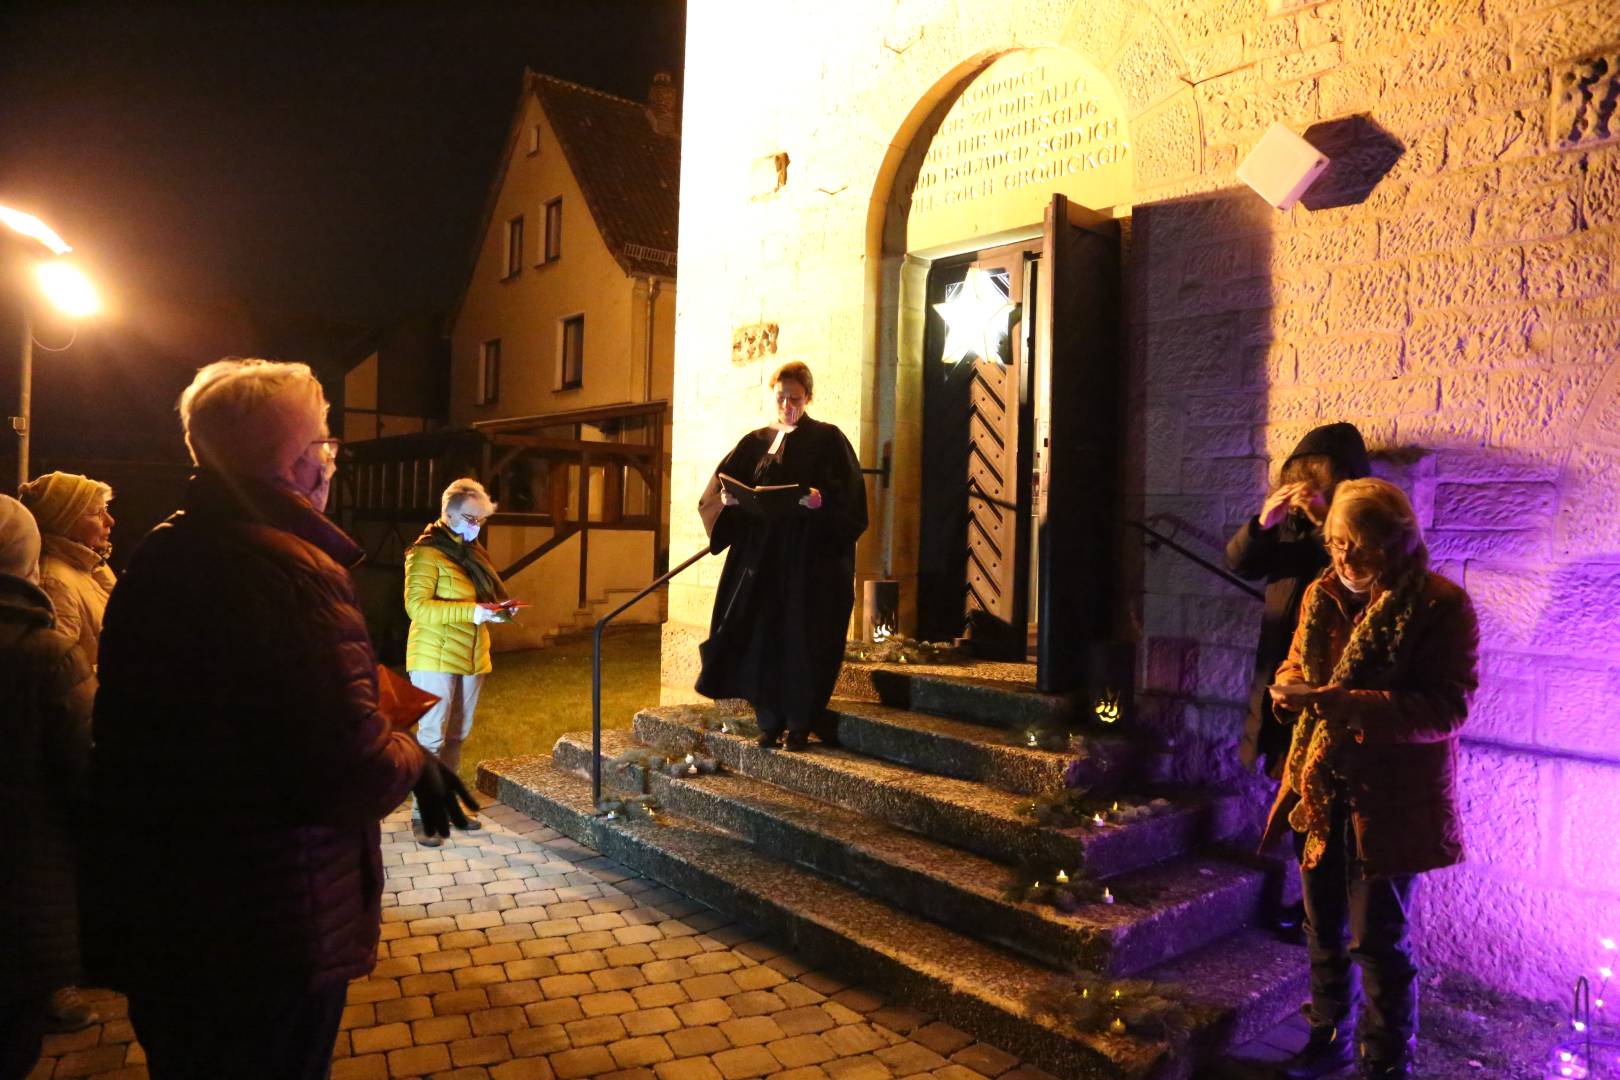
left=1281, top=1025, right=1355, bottom=1079
left=756, top=730, right=782, bottom=749
left=783, top=731, right=811, bottom=752
left=1359, top=1037, right=1415, bottom=1079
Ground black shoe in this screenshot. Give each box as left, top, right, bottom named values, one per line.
left=756, top=731, right=782, bottom=749
left=783, top=732, right=811, bottom=752
left=1273, top=899, right=1307, bottom=944
left=1359, top=1038, right=1415, bottom=1079
left=412, top=822, right=444, bottom=847
left=1281, top=1026, right=1355, bottom=1079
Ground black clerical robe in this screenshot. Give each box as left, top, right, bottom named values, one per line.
left=695, top=414, right=867, bottom=734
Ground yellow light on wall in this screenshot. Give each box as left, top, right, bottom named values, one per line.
left=34, top=260, right=100, bottom=318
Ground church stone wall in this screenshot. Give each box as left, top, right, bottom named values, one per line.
left=672, top=0, right=1620, bottom=1001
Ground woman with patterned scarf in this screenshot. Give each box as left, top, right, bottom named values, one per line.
left=403, top=477, right=520, bottom=846
left=1259, top=478, right=1479, bottom=1080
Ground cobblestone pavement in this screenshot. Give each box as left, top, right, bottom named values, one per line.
left=30, top=799, right=1056, bottom=1080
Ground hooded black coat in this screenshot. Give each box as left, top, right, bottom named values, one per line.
left=695, top=415, right=867, bottom=733
left=0, top=576, right=94, bottom=1002
left=1225, top=422, right=1370, bottom=776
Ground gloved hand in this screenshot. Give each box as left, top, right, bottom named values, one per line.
left=413, top=757, right=479, bottom=838
left=472, top=604, right=501, bottom=625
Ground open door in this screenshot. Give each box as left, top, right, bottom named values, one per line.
left=1034, top=194, right=1124, bottom=693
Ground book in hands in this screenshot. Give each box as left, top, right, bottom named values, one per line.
left=479, top=599, right=529, bottom=623
left=719, top=473, right=805, bottom=518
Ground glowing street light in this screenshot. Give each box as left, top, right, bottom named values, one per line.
left=1, top=203, right=101, bottom=489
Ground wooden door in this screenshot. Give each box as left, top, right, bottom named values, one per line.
left=917, top=244, right=1033, bottom=655
left=1034, top=194, right=1123, bottom=692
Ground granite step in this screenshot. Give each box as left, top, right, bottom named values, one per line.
left=844, top=665, right=1085, bottom=730
left=822, top=698, right=1140, bottom=795
left=478, top=754, right=1308, bottom=1080
left=558, top=730, right=1265, bottom=977
left=633, top=704, right=1246, bottom=879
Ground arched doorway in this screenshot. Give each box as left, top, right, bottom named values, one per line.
left=874, top=47, right=1134, bottom=691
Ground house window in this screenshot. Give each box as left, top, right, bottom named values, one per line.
left=527, top=124, right=541, bottom=155
left=504, top=216, right=523, bottom=278
left=560, top=315, right=584, bottom=390
left=543, top=198, right=562, bottom=262
left=477, top=339, right=501, bottom=405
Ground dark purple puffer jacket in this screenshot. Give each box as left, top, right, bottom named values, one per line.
left=83, top=472, right=424, bottom=994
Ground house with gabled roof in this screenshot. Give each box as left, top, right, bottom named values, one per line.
left=337, top=69, right=679, bottom=653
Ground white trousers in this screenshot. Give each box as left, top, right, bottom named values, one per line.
left=408, top=670, right=484, bottom=817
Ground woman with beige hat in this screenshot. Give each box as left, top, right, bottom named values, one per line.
left=18, top=472, right=116, bottom=667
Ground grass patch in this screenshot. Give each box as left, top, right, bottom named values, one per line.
left=453, top=625, right=662, bottom=786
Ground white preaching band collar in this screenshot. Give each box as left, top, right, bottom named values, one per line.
left=768, top=420, right=797, bottom=456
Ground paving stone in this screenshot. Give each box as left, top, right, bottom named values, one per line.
left=951, top=1042, right=1020, bottom=1076
left=505, top=957, right=560, bottom=981
left=413, top=1014, right=474, bottom=1044
left=490, top=1060, right=558, bottom=1080
left=456, top=964, right=511, bottom=988
left=387, top=1043, right=452, bottom=1077
left=823, top=1055, right=889, bottom=1080
left=557, top=951, right=606, bottom=974
left=332, top=1054, right=390, bottom=1080
left=566, top=1015, right=628, bottom=1047
left=391, top=936, right=442, bottom=957
left=509, top=1023, right=571, bottom=1057
left=606, top=943, right=659, bottom=966
left=452, top=1034, right=514, bottom=1066
left=774, top=1006, right=835, bottom=1036
left=609, top=1034, right=676, bottom=1068
left=624, top=1006, right=682, bottom=1036
left=349, top=979, right=404, bottom=1004
left=674, top=999, right=734, bottom=1026
left=720, top=1015, right=785, bottom=1047
left=526, top=999, right=585, bottom=1026
left=911, top=1022, right=974, bottom=1056
left=725, top=991, right=787, bottom=1017
left=52, top=1045, right=127, bottom=1077
left=352, top=1022, right=414, bottom=1054
left=644, top=958, right=697, bottom=983
left=472, top=1005, right=528, bottom=1036
left=594, top=965, right=650, bottom=991
left=548, top=1045, right=616, bottom=1079
left=581, top=990, right=639, bottom=1016
left=688, top=952, right=743, bottom=975
left=652, top=1058, right=724, bottom=1080
left=423, top=949, right=474, bottom=973
left=632, top=983, right=690, bottom=1009
left=666, top=1025, right=730, bottom=1058
left=868, top=1006, right=927, bottom=1034
left=434, top=988, right=493, bottom=1016
left=875, top=1043, right=948, bottom=1073
left=768, top=1034, right=835, bottom=1068
left=540, top=973, right=596, bottom=998
left=341, top=1003, right=377, bottom=1031
left=473, top=943, right=526, bottom=965
left=489, top=980, right=543, bottom=1007
left=377, top=996, right=435, bottom=1024
left=711, top=1044, right=781, bottom=1079
left=831, top=990, right=882, bottom=1014
left=822, top=1024, right=888, bottom=1057
left=651, top=937, right=704, bottom=960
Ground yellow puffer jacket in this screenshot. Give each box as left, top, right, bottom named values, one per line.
left=404, top=542, right=491, bottom=675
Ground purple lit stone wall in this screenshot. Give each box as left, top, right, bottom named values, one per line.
left=1129, top=4, right=1620, bottom=1002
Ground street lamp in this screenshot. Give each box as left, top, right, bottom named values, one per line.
left=1, top=204, right=100, bottom=490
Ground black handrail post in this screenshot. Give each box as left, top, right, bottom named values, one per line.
left=591, top=545, right=711, bottom=807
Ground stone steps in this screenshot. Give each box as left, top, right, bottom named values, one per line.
left=822, top=698, right=1139, bottom=796
left=633, top=704, right=1244, bottom=879
left=560, top=729, right=1266, bottom=977
left=838, top=664, right=1082, bottom=730
left=478, top=754, right=1308, bottom=1080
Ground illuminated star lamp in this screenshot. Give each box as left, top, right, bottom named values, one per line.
left=934, top=266, right=1014, bottom=365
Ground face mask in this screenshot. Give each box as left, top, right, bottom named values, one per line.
left=451, top=520, right=481, bottom=542
left=289, top=451, right=332, bottom=513
left=1337, top=568, right=1373, bottom=594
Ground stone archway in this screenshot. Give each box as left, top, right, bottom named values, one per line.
left=860, top=14, right=1205, bottom=636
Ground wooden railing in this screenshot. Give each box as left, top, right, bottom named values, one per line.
left=331, top=400, right=668, bottom=607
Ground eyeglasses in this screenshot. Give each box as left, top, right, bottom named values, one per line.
left=1325, top=537, right=1366, bottom=558
left=453, top=511, right=490, bottom=527
left=308, top=437, right=342, bottom=462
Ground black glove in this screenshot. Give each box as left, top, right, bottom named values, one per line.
left=413, top=757, right=478, bottom=838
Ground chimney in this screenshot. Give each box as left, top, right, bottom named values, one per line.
left=646, top=72, right=679, bottom=137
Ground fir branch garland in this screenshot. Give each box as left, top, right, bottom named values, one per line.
left=1028, top=971, right=1195, bottom=1038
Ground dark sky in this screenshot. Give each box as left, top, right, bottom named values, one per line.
left=0, top=1, right=686, bottom=326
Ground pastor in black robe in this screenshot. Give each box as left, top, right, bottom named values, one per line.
left=694, top=414, right=867, bottom=737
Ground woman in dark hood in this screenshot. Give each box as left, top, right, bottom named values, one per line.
left=1226, top=421, right=1371, bottom=778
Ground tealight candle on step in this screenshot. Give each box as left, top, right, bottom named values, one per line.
left=1109, top=1018, right=1126, bottom=1034
left=1027, top=731, right=1039, bottom=747
left=1092, top=813, right=1106, bottom=826
left=1055, top=870, right=1069, bottom=884
left=1101, top=887, right=1115, bottom=905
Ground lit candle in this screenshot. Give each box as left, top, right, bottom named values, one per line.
left=688, top=764, right=699, bottom=775
left=1055, top=870, right=1069, bottom=884
left=1108, top=1018, right=1126, bottom=1034
left=686, top=753, right=695, bottom=763
left=1101, top=887, right=1114, bottom=905
left=1027, top=732, right=1039, bottom=747
left=1111, top=802, right=1120, bottom=812
left=1092, top=813, right=1106, bottom=826
left=720, top=723, right=730, bottom=733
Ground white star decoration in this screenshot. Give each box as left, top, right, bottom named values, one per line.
left=934, top=267, right=1014, bottom=366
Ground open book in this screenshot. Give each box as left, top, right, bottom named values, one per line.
left=719, top=473, right=805, bottom=518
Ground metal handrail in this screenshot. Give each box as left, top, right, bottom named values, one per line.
left=1123, top=517, right=1264, bottom=600
left=591, top=544, right=710, bottom=805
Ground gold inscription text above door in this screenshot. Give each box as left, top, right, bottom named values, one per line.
left=906, top=49, right=1131, bottom=254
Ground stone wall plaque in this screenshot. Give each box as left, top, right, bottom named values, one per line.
left=731, top=322, right=780, bottom=365
left=905, top=48, right=1132, bottom=254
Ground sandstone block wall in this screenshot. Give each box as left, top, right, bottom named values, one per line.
left=673, top=0, right=1620, bottom=1001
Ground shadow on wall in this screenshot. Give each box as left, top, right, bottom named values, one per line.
left=1300, top=115, right=1406, bottom=212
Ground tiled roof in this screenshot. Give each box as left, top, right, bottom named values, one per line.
left=530, top=73, right=679, bottom=278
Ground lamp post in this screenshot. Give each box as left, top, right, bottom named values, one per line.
left=0, top=205, right=100, bottom=490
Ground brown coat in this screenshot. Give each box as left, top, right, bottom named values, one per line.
left=1265, top=569, right=1479, bottom=878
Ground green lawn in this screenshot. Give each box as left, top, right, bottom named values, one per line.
left=453, top=625, right=663, bottom=786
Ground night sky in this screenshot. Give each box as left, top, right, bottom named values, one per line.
left=0, top=1, right=686, bottom=325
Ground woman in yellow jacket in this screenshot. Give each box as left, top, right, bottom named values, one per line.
left=404, top=478, right=518, bottom=845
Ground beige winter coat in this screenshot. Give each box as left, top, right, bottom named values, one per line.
left=39, top=534, right=116, bottom=667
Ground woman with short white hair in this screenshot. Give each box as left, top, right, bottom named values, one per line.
left=19, top=471, right=117, bottom=669
left=84, top=357, right=473, bottom=1080
left=403, top=476, right=520, bottom=845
